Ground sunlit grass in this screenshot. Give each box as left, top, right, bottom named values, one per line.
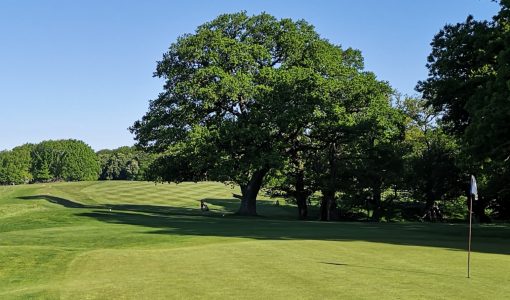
left=0, top=181, right=508, bottom=299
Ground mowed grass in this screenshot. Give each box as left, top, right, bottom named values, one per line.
left=0, top=181, right=509, bottom=299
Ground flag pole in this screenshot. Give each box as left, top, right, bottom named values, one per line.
left=467, top=192, right=473, bottom=278
left=467, top=174, right=477, bottom=278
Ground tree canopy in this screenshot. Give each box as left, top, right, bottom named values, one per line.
left=97, top=146, right=156, bottom=181
left=0, top=144, right=33, bottom=185
left=2, top=9, right=509, bottom=221
left=417, top=1, right=510, bottom=219
left=1, top=140, right=100, bottom=184
left=30, top=139, right=100, bottom=182
left=131, top=12, right=403, bottom=217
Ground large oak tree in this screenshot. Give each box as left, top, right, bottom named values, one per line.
left=131, top=12, right=391, bottom=216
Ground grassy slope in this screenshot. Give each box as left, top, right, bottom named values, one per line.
left=0, top=181, right=508, bottom=299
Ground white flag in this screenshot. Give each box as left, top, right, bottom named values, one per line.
left=470, top=175, right=478, bottom=201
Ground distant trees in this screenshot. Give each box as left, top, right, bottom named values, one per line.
left=97, top=146, right=156, bottom=181
left=30, top=140, right=100, bottom=182
left=0, top=140, right=157, bottom=185
left=0, top=144, right=33, bottom=185
left=398, top=97, right=463, bottom=218
left=1, top=140, right=157, bottom=185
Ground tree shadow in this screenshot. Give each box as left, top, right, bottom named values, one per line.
left=18, top=195, right=91, bottom=208
left=18, top=195, right=210, bottom=218
left=204, top=198, right=299, bottom=219
left=18, top=194, right=510, bottom=255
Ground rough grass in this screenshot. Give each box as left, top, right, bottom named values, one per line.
left=0, top=181, right=509, bottom=299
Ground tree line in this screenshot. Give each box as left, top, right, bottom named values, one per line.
left=131, top=8, right=509, bottom=221
left=0, top=140, right=155, bottom=184
left=4, top=5, right=509, bottom=222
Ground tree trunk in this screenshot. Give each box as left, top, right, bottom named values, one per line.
left=425, top=191, right=435, bottom=212
left=296, top=193, right=308, bottom=220
left=320, top=189, right=337, bottom=221
left=295, top=170, right=308, bottom=220
left=422, top=190, right=438, bottom=221
left=319, top=143, right=339, bottom=221
left=328, top=192, right=339, bottom=221
left=238, top=169, right=267, bottom=216
left=371, top=184, right=383, bottom=221
left=366, top=197, right=371, bottom=221
left=319, top=191, right=328, bottom=221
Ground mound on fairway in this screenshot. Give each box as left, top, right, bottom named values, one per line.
left=0, top=181, right=509, bottom=299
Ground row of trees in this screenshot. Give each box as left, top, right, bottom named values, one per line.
left=0, top=144, right=33, bottom=185
left=0, top=140, right=99, bottom=184
left=0, top=141, right=155, bottom=184
left=5, top=5, right=509, bottom=221
left=131, top=12, right=481, bottom=220
left=97, top=146, right=156, bottom=181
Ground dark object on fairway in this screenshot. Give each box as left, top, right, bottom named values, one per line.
left=321, top=262, right=348, bottom=266
left=200, top=200, right=209, bottom=212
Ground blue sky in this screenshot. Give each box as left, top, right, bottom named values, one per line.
left=0, top=0, right=499, bottom=151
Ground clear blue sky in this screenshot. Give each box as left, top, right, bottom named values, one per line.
left=0, top=0, right=499, bottom=151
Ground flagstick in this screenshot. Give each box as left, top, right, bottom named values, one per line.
left=467, top=193, right=473, bottom=278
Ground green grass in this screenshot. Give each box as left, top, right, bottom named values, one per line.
left=0, top=181, right=509, bottom=299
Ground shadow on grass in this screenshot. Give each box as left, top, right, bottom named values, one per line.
left=320, top=262, right=450, bottom=277
left=18, top=195, right=207, bottom=217
left=18, top=195, right=90, bottom=208
left=18, top=195, right=510, bottom=255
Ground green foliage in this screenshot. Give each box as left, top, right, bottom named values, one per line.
left=30, top=140, right=100, bottom=182
left=440, top=196, right=468, bottom=220
left=0, top=144, right=33, bottom=185
left=396, top=96, right=464, bottom=219
left=407, top=130, right=461, bottom=199
left=416, top=15, right=494, bottom=135
left=132, top=12, right=304, bottom=193
left=1, top=141, right=158, bottom=185
left=132, top=11, right=401, bottom=216
left=418, top=1, right=510, bottom=219
left=97, top=146, right=156, bottom=181
left=299, top=85, right=405, bottom=220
